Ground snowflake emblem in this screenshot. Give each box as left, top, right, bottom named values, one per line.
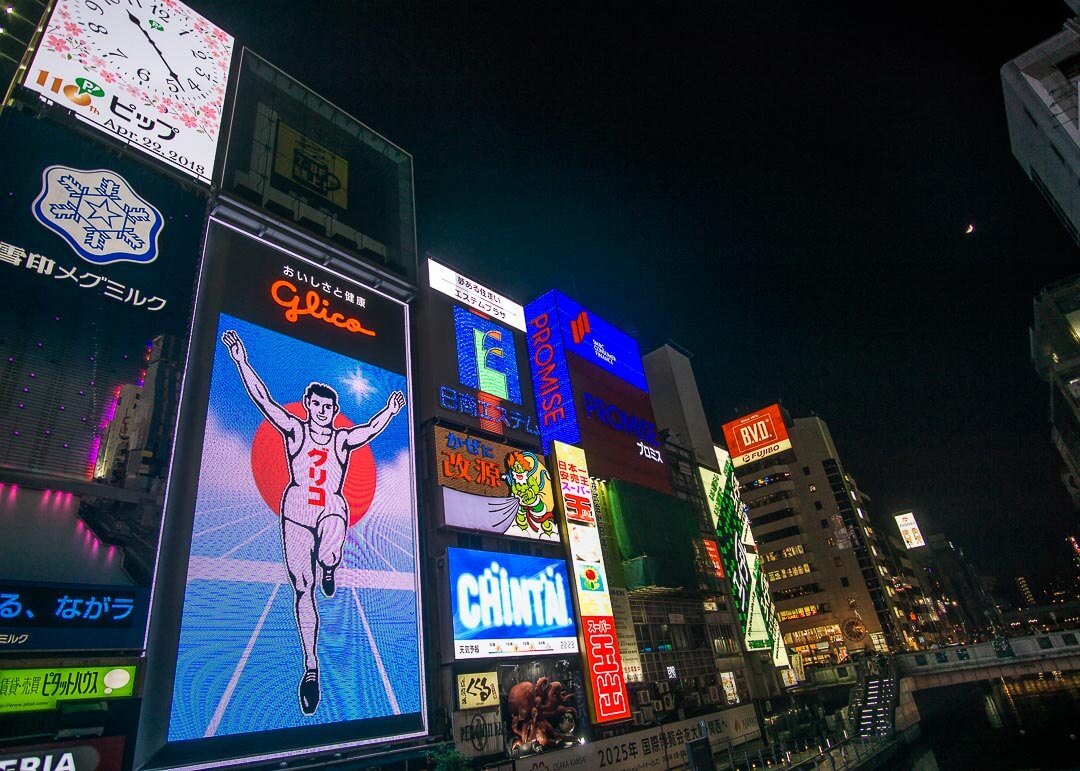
left=32, top=165, right=163, bottom=265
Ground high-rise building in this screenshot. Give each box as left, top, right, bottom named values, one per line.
left=733, top=413, right=903, bottom=665
left=1001, top=14, right=1080, bottom=246
left=1031, top=275, right=1080, bottom=505
left=1017, top=575, right=1038, bottom=607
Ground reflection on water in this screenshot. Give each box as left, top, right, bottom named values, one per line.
left=912, top=670, right=1080, bottom=770
left=0, top=484, right=133, bottom=585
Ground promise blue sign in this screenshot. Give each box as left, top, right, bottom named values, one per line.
left=448, top=548, right=577, bottom=660
left=536, top=290, right=648, bottom=392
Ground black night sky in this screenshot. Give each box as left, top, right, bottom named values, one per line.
left=199, top=2, right=1080, bottom=582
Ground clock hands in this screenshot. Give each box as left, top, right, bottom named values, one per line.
left=126, top=10, right=183, bottom=90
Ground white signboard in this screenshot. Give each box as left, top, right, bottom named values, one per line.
left=428, top=257, right=526, bottom=330
left=25, top=0, right=234, bottom=183
left=610, top=587, right=643, bottom=683
left=894, top=511, right=926, bottom=549
left=513, top=706, right=759, bottom=771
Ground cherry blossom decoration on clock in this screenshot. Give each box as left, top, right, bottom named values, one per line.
left=24, top=0, right=234, bottom=184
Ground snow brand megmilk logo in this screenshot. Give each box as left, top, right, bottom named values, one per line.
left=32, top=165, right=164, bottom=265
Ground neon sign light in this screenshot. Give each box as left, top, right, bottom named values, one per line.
left=270, top=279, right=375, bottom=335
left=454, top=306, right=522, bottom=404
left=525, top=296, right=578, bottom=450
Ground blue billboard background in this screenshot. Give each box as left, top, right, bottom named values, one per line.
left=167, top=312, right=421, bottom=741
left=448, top=548, right=575, bottom=644
left=545, top=290, right=647, bottom=392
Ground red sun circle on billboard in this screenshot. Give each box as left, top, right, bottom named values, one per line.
left=250, top=402, right=376, bottom=527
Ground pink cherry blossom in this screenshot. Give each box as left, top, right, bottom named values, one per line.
left=63, top=22, right=80, bottom=36
left=45, top=34, right=70, bottom=53
left=98, top=70, right=117, bottom=84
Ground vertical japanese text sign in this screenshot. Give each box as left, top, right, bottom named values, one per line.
left=552, top=441, right=630, bottom=723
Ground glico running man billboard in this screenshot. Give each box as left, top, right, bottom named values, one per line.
left=137, top=221, right=424, bottom=770
left=419, top=258, right=540, bottom=445
left=0, top=109, right=205, bottom=653
left=525, top=290, right=670, bottom=493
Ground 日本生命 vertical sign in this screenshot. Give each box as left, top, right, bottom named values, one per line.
left=553, top=441, right=630, bottom=723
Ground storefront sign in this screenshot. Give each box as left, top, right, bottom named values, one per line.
left=457, top=671, right=500, bottom=710
left=0, top=736, right=125, bottom=771
left=452, top=709, right=506, bottom=758
left=0, top=665, right=135, bottom=713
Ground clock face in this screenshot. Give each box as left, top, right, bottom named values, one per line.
left=25, top=0, right=235, bottom=183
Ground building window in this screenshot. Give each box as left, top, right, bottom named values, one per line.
left=840, top=576, right=850, bottom=587
left=809, top=484, right=817, bottom=493
left=803, top=466, right=811, bottom=476
left=820, top=519, right=829, bottom=528
left=815, top=501, right=823, bottom=510
left=834, top=557, right=843, bottom=568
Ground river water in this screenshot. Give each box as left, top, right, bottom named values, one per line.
left=906, top=669, right=1080, bottom=770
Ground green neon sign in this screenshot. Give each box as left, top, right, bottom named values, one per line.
left=0, top=665, right=136, bottom=713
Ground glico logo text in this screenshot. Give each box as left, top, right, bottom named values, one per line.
left=271, top=279, right=375, bottom=336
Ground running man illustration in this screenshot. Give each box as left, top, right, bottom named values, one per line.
left=221, top=329, right=405, bottom=715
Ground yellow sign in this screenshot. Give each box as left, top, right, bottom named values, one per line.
left=456, top=671, right=499, bottom=710
left=274, top=121, right=349, bottom=208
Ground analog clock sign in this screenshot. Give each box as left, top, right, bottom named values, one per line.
left=24, top=0, right=234, bottom=183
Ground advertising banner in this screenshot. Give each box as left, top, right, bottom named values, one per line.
left=435, top=426, right=558, bottom=541
left=526, top=290, right=648, bottom=392
left=0, top=110, right=204, bottom=653
left=0, top=664, right=135, bottom=713
left=894, top=511, right=926, bottom=549
left=499, top=658, right=584, bottom=759
left=553, top=442, right=630, bottom=723
left=702, top=539, right=726, bottom=579
left=452, top=709, right=507, bottom=759
left=448, top=548, right=577, bottom=660
left=721, top=404, right=791, bottom=468
left=457, top=671, right=500, bottom=710
left=139, top=220, right=424, bottom=768
left=512, top=706, right=760, bottom=771
left=423, top=259, right=539, bottom=444
left=525, top=290, right=669, bottom=493
left=0, top=736, right=125, bottom=771
left=23, top=0, right=234, bottom=183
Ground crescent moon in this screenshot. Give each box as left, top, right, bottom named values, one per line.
left=965, top=224, right=975, bottom=234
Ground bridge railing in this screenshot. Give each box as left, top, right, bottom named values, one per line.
left=894, top=629, right=1080, bottom=675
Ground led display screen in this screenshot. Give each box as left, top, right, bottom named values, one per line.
left=721, top=404, right=792, bottom=468
left=23, top=0, right=234, bottom=183
left=435, top=426, right=559, bottom=542
left=0, top=110, right=204, bottom=653
left=419, top=259, right=539, bottom=444
left=525, top=290, right=670, bottom=493
left=448, top=548, right=577, bottom=660
left=138, top=221, right=423, bottom=769
left=552, top=442, right=630, bottom=723
left=894, top=511, right=926, bottom=549
left=527, top=290, right=647, bottom=392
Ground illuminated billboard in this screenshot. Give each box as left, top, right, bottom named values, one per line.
left=0, top=110, right=204, bottom=653
left=448, top=548, right=577, bottom=660
left=700, top=447, right=788, bottom=666
left=721, top=404, right=792, bottom=468
left=552, top=442, right=631, bottom=723
left=137, top=220, right=424, bottom=769
left=420, top=259, right=539, bottom=444
left=894, top=511, right=926, bottom=549
left=499, top=658, right=585, bottom=760
left=435, top=426, right=558, bottom=541
left=23, top=0, right=234, bottom=183
left=525, top=291, right=670, bottom=493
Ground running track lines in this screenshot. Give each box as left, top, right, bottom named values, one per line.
left=357, top=531, right=399, bottom=572
left=192, top=511, right=265, bottom=539
left=368, top=528, right=413, bottom=561
left=204, top=582, right=282, bottom=737
left=351, top=587, right=400, bottom=715
left=221, top=522, right=277, bottom=558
